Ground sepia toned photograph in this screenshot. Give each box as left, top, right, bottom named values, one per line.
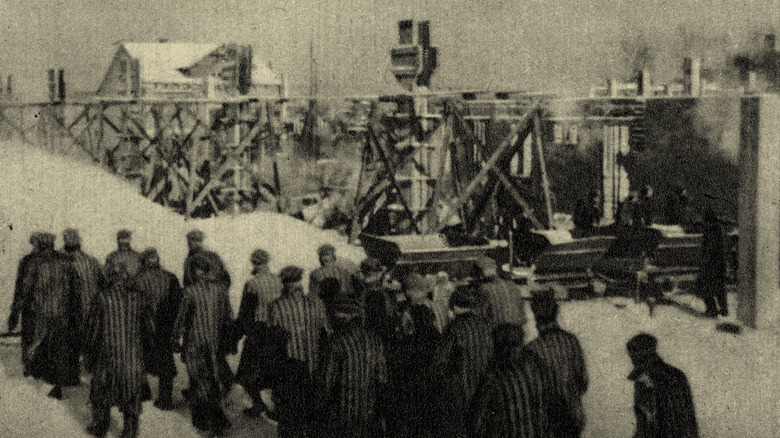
left=0, top=1, right=778, bottom=437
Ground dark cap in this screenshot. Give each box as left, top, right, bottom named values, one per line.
left=279, top=266, right=304, bottom=284
left=317, top=244, right=336, bottom=257
left=530, top=290, right=559, bottom=324
left=450, top=285, right=480, bottom=309
left=626, top=333, right=658, bottom=356
left=29, top=232, right=43, bottom=246
left=63, top=228, right=81, bottom=246
left=38, top=232, right=56, bottom=247
left=117, top=229, right=132, bottom=240
left=250, top=249, right=270, bottom=266
left=360, top=257, right=384, bottom=274
left=187, top=229, right=205, bottom=243
left=140, top=248, right=160, bottom=266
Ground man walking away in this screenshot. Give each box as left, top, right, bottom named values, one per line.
left=84, top=260, right=154, bottom=438
left=475, top=256, right=526, bottom=329
left=315, top=301, right=388, bottom=438
left=527, top=291, right=589, bottom=437
left=700, top=207, right=728, bottom=318
left=469, top=323, right=552, bottom=438
left=309, top=244, right=359, bottom=322
left=235, top=249, right=283, bottom=417
left=61, top=228, right=105, bottom=332
left=173, top=257, right=235, bottom=436
left=135, top=247, right=183, bottom=410
left=22, top=232, right=82, bottom=399
left=182, top=229, right=231, bottom=290
left=431, top=286, right=494, bottom=437
left=105, top=229, right=141, bottom=278
left=627, top=333, right=699, bottom=438
left=7, top=232, right=44, bottom=376
left=268, top=265, right=329, bottom=378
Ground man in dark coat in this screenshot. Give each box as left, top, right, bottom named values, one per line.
left=235, top=249, right=283, bottom=416
left=469, top=323, right=552, bottom=438
left=431, top=285, right=494, bottom=437
left=61, top=228, right=105, bottom=329
left=22, top=232, right=82, bottom=399
left=173, top=256, right=235, bottom=436
left=309, top=244, right=359, bottom=324
left=268, top=265, right=329, bottom=377
left=526, top=292, right=589, bottom=437
left=84, top=260, right=154, bottom=438
left=105, top=229, right=141, bottom=279
left=135, top=247, right=183, bottom=410
left=700, top=208, right=728, bottom=318
left=361, top=257, right=402, bottom=346
left=475, top=256, right=527, bottom=329
left=7, top=232, right=44, bottom=376
left=315, top=301, right=388, bottom=438
left=626, top=333, right=699, bottom=438
left=182, top=229, right=231, bottom=289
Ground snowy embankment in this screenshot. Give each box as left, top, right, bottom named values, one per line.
left=0, top=140, right=778, bottom=437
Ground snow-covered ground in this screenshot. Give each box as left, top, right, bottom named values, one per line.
left=0, top=140, right=778, bottom=437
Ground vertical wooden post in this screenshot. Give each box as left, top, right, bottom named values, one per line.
left=737, top=95, right=780, bottom=330
left=533, top=111, right=553, bottom=229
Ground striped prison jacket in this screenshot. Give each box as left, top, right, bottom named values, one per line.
left=317, top=320, right=388, bottom=438
left=268, top=286, right=329, bottom=376
left=236, top=267, right=283, bottom=332
left=435, top=312, right=494, bottom=405
left=85, top=278, right=153, bottom=413
left=469, top=349, right=553, bottom=437
left=64, top=249, right=105, bottom=321
left=135, top=265, right=183, bottom=378
left=526, top=322, right=589, bottom=435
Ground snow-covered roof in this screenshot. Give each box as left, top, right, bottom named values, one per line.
left=121, top=42, right=282, bottom=86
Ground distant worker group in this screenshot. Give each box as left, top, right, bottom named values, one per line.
left=8, top=227, right=699, bottom=437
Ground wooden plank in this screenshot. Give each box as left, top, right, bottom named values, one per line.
left=534, top=113, right=554, bottom=228
left=492, top=170, right=544, bottom=229
left=435, top=108, right=533, bottom=232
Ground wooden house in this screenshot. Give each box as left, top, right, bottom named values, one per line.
left=96, top=42, right=283, bottom=99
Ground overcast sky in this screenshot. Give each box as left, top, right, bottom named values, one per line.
left=1, top=0, right=779, bottom=100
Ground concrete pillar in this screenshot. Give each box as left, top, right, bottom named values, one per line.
left=737, top=95, right=780, bottom=330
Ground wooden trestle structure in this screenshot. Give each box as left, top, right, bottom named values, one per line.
left=0, top=92, right=644, bottom=248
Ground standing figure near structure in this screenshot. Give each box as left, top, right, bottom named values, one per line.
left=635, top=185, right=655, bottom=227
left=173, top=257, right=234, bottom=436
left=315, top=302, right=388, bottom=438
left=105, top=229, right=141, bottom=279
left=309, top=244, right=359, bottom=324
left=475, top=256, right=526, bottom=329
left=431, top=286, right=494, bottom=437
left=663, top=185, right=695, bottom=229
left=361, top=257, right=401, bottom=346
left=700, top=208, right=728, bottom=318
left=235, top=249, right=283, bottom=417
left=573, top=190, right=601, bottom=234
left=616, top=191, right=639, bottom=228
left=182, top=229, right=231, bottom=290
left=469, top=323, right=552, bottom=437
left=84, top=260, right=154, bottom=438
left=134, top=247, right=183, bottom=410
left=626, top=333, right=699, bottom=438
left=526, top=292, right=589, bottom=438
left=22, top=232, right=82, bottom=399
left=61, top=228, right=105, bottom=332
left=7, top=232, right=44, bottom=376
left=268, top=265, right=329, bottom=378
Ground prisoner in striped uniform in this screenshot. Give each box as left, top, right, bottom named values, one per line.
left=235, top=249, right=283, bottom=416
left=7, top=232, right=44, bottom=376
left=84, top=260, right=154, bottom=438
left=309, top=244, right=359, bottom=324
left=135, top=247, right=182, bottom=410
left=469, top=324, right=552, bottom=438
left=268, top=265, right=329, bottom=376
left=22, top=232, right=82, bottom=399
left=475, top=256, right=527, bottom=328
left=527, top=292, right=589, bottom=438
left=182, top=229, right=231, bottom=289
left=61, top=228, right=105, bottom=327
left=105, top=229, right=141, bottom=278
left=316, top=301, right=388, bottom=438
left=173, top=258, right=234, bottom=436
left=431, top=285, right=494, bottom=437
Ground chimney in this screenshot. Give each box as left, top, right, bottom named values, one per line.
left=637, top=69, right=652, bottom=97
left=683, top=57, right=701, bottom=97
